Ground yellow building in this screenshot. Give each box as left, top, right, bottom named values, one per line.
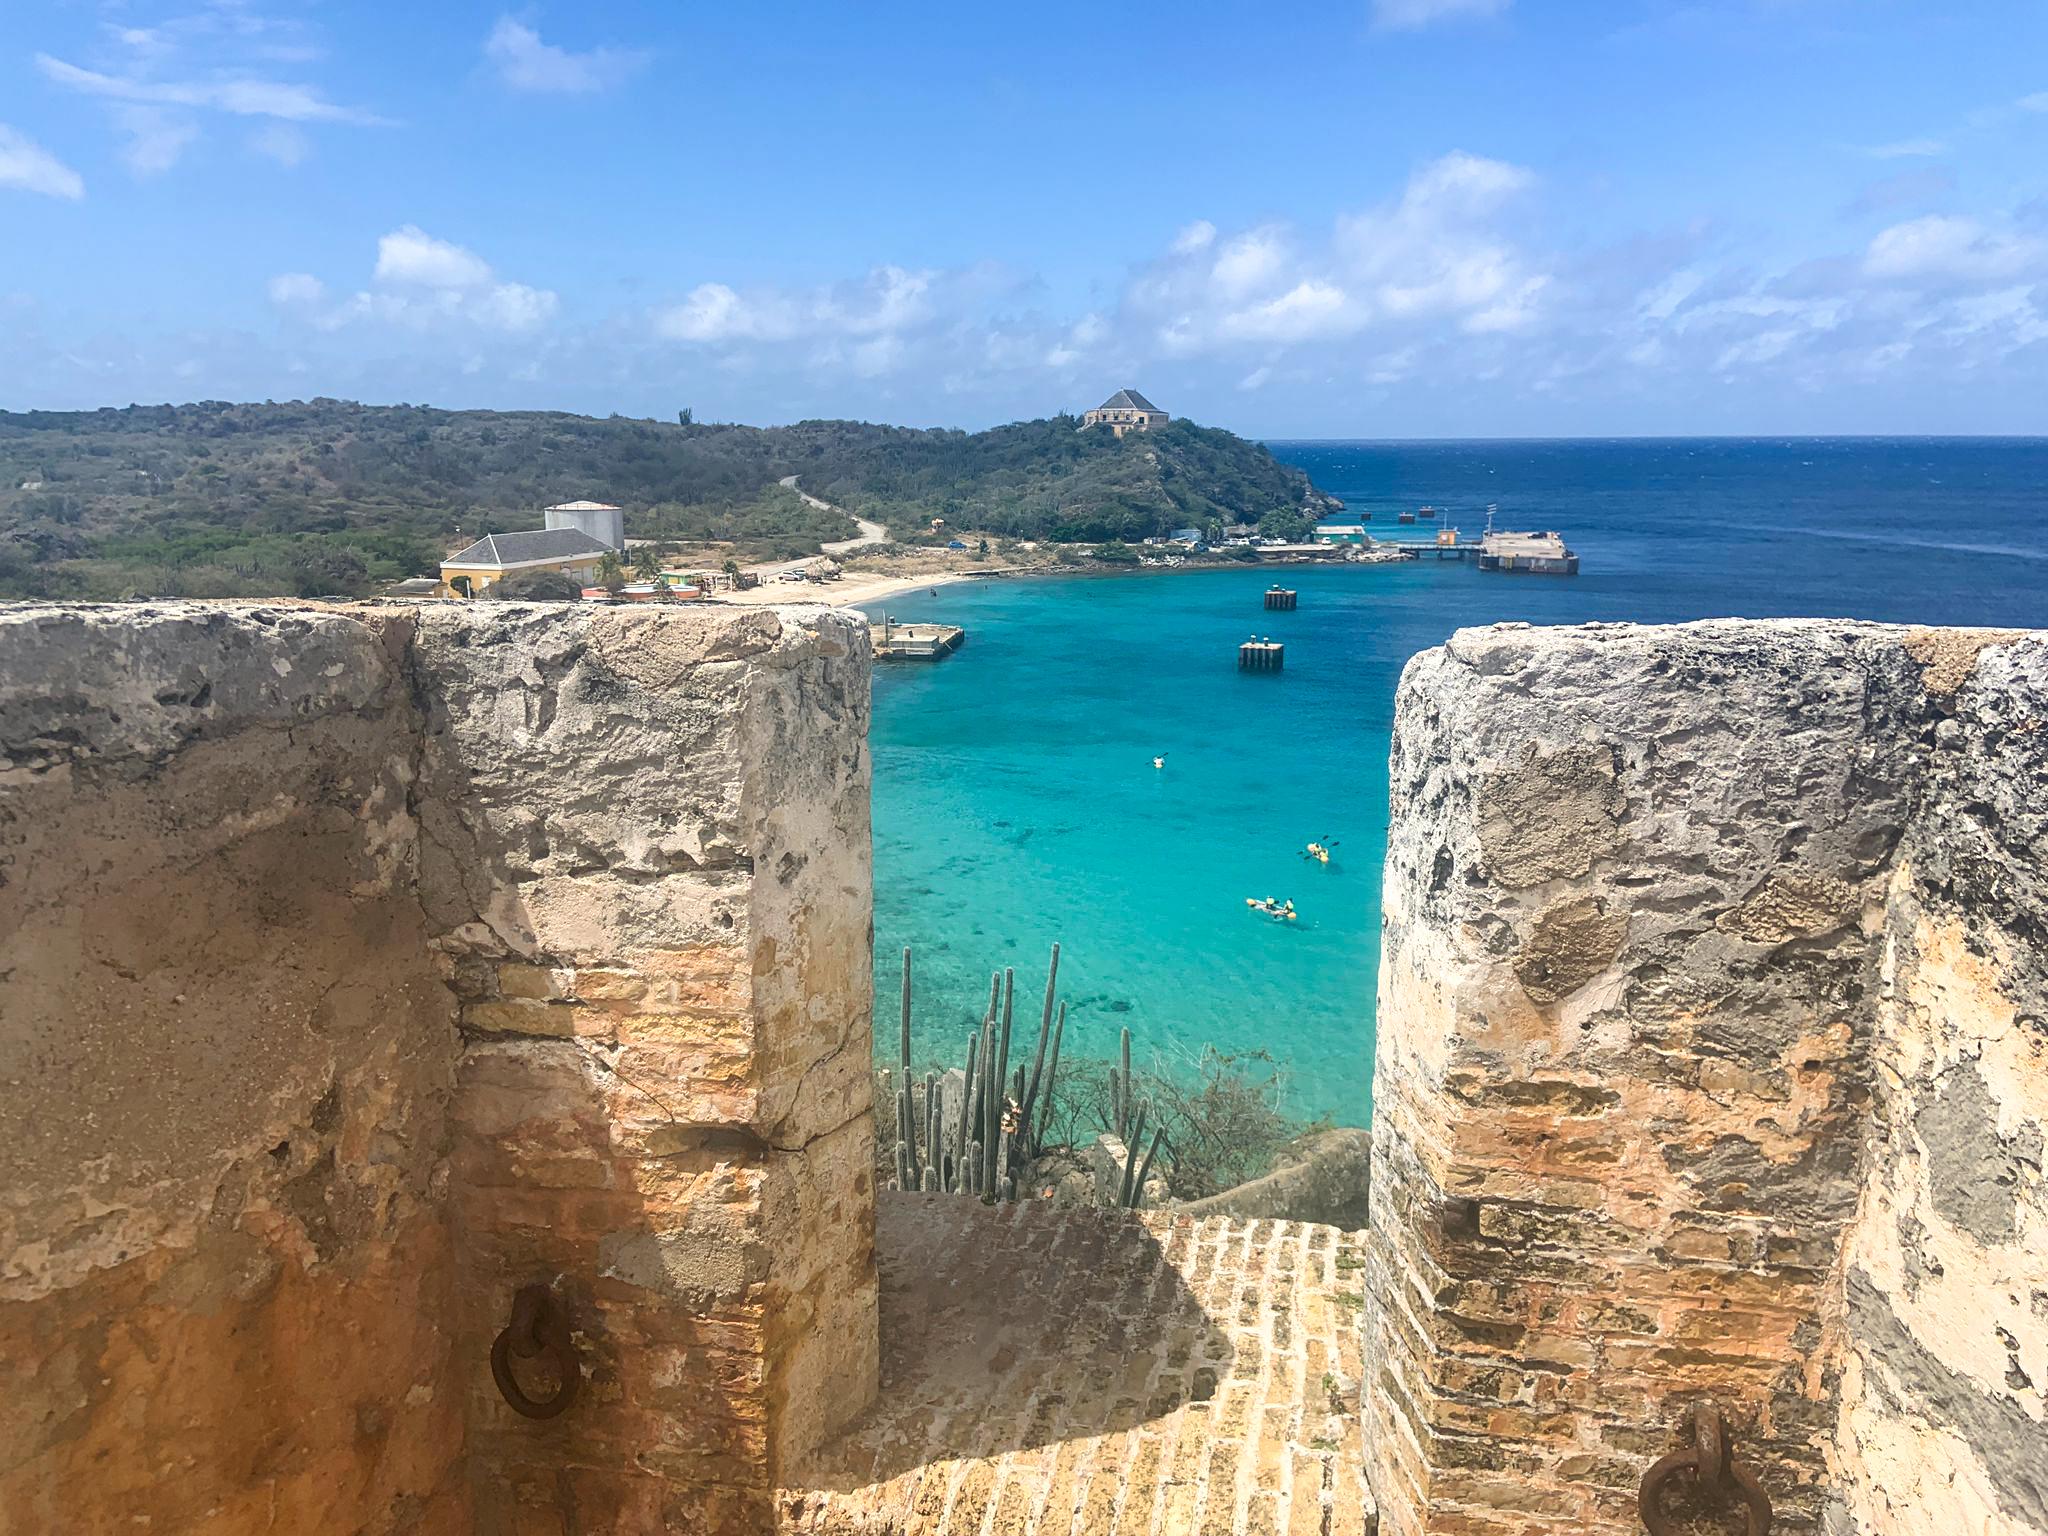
left=1081, top=388, right=1169, bottom=436
left=439, top=528, right=612, bottom=598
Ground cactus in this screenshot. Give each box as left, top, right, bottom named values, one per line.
left=884, top=944, right=1173, bottom=1210
left=1128, top=1127, right=1167, bottom=1211
left=958, top=1032, right=978, bottom=1184
left=989, top=969, right=1014, bottom=1195
left=1119, top=1027, right=1133, bottom=1141
left=1039, top=1002, right=1066, bottom=1149
left=898, top=948, right=916, bottom=1179
left=1118, top=1099, right=1150, bottom=1209
left=1017, top=943, right=1060, bottom=1151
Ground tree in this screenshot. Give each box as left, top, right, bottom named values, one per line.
left=595, top=550, right=626, bottom=594
left=289, top=544, right=368, bottom=597
left=632, top=543, right=663, bottom=580
left=677, top=407, right=694, bottom=426
left=492, top=568, right=584, bottom=602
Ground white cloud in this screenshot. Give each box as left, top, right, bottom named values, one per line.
left=1045, top=313, right=1107, bottom=368
left=116, top=106, right=199, bottom=176
left=1636, top=268, right=1704, bottom=322
left=1864, top=215, right=2047, bottom=283
left=484, top=18, right=647, bottom=94
left=0, top=124, right=85, bottom=199
left=271, top=228, right=557, bottom=335
left=36, top=53, right=387, bottom=125
left=655, top=266, right=936, bottom=347
left=376, top=226, right=497, bottom=289
left=1373, top=0, right=1510, bottom=30
left=1337, top=152, right=1544, bottom=327
left=1211, top=228, right=1290, bottom=299
left=267, top=272, right=326, bottom=307
left=1401, top=149, right=1534, bottom=208
left=251, top=123, right=310, bottom=167
left=1862, top=138, right=1947, bottom=160
left=1172, top=220, right=1216, bottom=254
left=2017, top=92, right=2048, bottom=114
left=1223, top=280, right=1354, bottom=342
left=1113, top=152, right=1548, bottom=360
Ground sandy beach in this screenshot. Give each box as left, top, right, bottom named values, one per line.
left=715, top=567, right=988, bottom=608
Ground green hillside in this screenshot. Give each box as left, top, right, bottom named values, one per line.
left=0, top=399, right=1337, bottom=600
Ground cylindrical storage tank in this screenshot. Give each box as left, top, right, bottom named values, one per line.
left=545, top=501, right=626, bottom=551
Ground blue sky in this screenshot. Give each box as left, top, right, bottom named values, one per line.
left=2, top=0, right=2045, bottom=436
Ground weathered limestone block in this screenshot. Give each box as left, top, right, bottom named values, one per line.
left=0, top=600, right=881, bottom=1536
left=0, top=604, right=468, bottom=1536
left=1364, top=620, right=2047, bottom=1536
left=1831, top=632, right=2048, bottom=1536
left=412, top=603, right=879, bottom=1534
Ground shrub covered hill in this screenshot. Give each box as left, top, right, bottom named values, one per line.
left=0, top=399, right=1339, bottom=599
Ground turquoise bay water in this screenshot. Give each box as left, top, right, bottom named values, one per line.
left=867, top=439, right=2048, bottom=1123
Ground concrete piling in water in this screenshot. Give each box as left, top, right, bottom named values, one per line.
left=1239, top=637, right=1285, bottom=671
left=1263, top=586, right=1298, bottom=611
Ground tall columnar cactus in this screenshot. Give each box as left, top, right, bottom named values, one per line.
left=1017, top=943, right=1059, bottom=1153
left=1126, top=1126, right=1168, bottom=1211
left=1119, top=1027, right=1133, bottom=1140
left=888, top=943, right=1164, bottom=1209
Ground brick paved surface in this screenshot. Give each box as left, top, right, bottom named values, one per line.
left=779, top=1195, right=1375, bottom=1535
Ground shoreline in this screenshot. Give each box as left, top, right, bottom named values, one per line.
left=712, top=552, right=1386, bottom=611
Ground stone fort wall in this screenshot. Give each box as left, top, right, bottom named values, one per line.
left=1365, top=621, right=2047, bottom=1536
left=4, top=606, right=2042, bottom=1536
left=0, top=601, right=877, bottom=1536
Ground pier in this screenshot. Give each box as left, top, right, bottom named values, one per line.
left=1263, top=586, right=1298, bottom=610
left=872, top=618, right=966, bottom=660
left=1239, top=637, right=1285, bottom=672
left=1475, top=530, right=1579, bottom=574
left=1365, top=526, right=1580, bottom=574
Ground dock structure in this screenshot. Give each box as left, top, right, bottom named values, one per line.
left=1476, top=530, right=1579, bottom=575
left=1264, top=586, right=1298, bottom=611
left=1239, top=637, right=1285, bottom=672
left=872, top=619, right=966, bottom=660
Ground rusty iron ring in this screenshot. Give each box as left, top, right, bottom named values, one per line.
left=1638, top=1407, right=1773, bottom=1536
left=491, top=1282, right=581, bottom=1420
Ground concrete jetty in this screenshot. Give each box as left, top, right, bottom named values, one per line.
left=872, top=619, right=966, bottom=659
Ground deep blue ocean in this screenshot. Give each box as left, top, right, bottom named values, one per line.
left=865, top=439, right=2048, bottom=1124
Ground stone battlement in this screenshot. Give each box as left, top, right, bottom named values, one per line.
left=1366, top=620, right=2048, bottom=1536
left=2, top=609, right=2043, bottom=1536
left=0, top=601, right=877, bottom=1535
